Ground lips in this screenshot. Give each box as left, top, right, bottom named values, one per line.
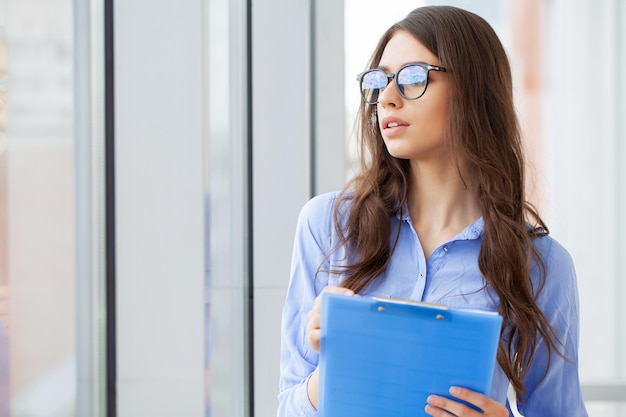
left=381, top=116, right=410, bottom=130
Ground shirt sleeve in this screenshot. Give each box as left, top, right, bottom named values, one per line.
left=516, top=237, right=588, bottom=416
left=277, top=193, right=337, bottom=417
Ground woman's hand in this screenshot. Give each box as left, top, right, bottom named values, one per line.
left=305, top=286, right=355, bottom=409
left=306, top=286, right=355, bottom=352
left=425, top=386, right=508, bottom=417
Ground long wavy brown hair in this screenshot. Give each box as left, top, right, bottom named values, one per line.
left=332, top=6, right=563, bottom=401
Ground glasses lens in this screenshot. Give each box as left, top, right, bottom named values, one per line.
left=360, top=69, right=387, bottom=104
left=397, top=65, right=428, bottom=99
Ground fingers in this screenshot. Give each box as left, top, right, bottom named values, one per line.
left=306, top=286, right=355, bottom=352
left=316, top=286, right=355, bottom=305
left=425, top=387, right=508, bottom=417
left=425, top=395, right=477, bottom=417
left=306, top=308, right=322, bottom=351
left=322, top=286, right=355, bottom=296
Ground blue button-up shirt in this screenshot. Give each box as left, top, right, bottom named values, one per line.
left=278, top=192, right=587, bottom=417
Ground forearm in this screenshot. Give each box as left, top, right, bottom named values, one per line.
left=277, top=373, right=319, bottom=417
left=306, top=367, right=320, bottom=410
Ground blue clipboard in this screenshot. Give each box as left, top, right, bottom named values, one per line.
left=318, top=293, right=502, bottom=417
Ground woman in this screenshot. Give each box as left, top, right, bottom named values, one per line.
left=278, top=6, right=587, bottom=417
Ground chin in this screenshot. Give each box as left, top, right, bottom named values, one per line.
left=384, top=144, right=414, bottom=160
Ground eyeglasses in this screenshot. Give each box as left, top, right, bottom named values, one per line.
left=356, top=63, right=447, bottom=104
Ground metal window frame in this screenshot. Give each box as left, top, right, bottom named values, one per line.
left=74, top=0, right=109, bottom=415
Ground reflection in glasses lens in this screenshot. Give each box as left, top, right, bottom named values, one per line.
left=396, top=65, right=427, bottom=99
left=357, top=63, right=446, bottom=104
left=360, top=70, right=387, bottom=104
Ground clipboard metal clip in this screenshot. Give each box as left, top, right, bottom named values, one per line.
left=372, top=296, right=449, bottom=320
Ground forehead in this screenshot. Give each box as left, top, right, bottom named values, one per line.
left=379, top=31, right=440, bottom=70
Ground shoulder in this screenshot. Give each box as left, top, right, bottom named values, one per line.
left=298, top=190, right=355, bottom=222
left=298, top=191, right=339, bottom=219
left=533, top=234, right=576, bottom=277
left=294, top=191, right=343, bottom=238
left=531, top=233, right=579, bottom=307
left=290, top=192, right=346, bottom=260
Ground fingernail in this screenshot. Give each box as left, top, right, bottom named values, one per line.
left=450, top=386, right=461, bottom=396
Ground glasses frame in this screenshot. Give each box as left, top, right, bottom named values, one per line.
left=356, top=62, right=447, bottom=104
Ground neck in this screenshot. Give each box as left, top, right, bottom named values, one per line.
left=407, top=159, right=481, bottom=239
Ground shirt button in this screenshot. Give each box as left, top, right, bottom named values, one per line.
left=443, top=246, right=449, bottom=252
left=419, top=273, right=424, bottom=278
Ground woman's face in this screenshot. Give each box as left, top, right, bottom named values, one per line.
left=376, top=31, right=451, bottom=162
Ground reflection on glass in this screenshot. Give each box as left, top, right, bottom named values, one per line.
left=0, top=0, right=76, bottom=415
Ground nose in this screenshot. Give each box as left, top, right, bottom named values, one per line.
left=377, top=76, right=402, bottom=108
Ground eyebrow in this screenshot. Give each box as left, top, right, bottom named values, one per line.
left=377, top=61, right=431, bottom=72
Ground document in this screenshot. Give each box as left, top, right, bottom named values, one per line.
left=318, top=293, right=502, bottom=417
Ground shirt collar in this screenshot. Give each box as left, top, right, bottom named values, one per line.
left=396, top=201, right=484, bottom=240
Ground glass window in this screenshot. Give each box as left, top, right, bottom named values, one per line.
left=0, top=13, right=8, bottom=417
left=1, top=0, right=77, bottom=413
left=0, top=0, right=87, bottom=415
